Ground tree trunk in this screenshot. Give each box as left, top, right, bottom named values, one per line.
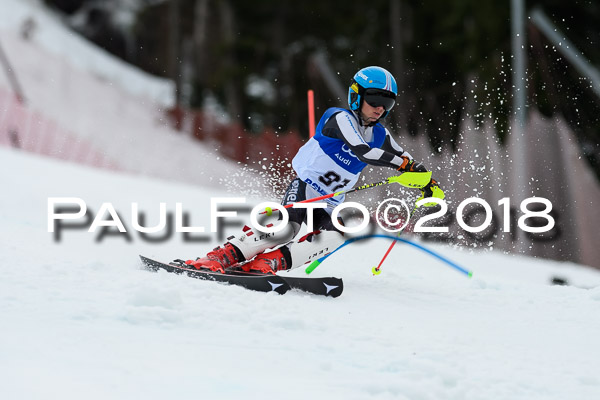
left=218, top=0, right=243, bottom=120
left=169, top=0, right=182, bottom=105
left=193, top=0, right=209, bottom=88
left=390, top=0, right=405, bottom=131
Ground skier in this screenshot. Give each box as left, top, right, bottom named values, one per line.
left=186, top=66, right=442, bottom=275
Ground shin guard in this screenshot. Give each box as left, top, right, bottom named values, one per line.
left=228, top=223, right=298, bottom=261
left=285, top=230, right=345, bottom=270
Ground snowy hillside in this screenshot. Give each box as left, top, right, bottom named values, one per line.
left=2, top=147, right=600, bottom=400
left=0, top=0, right=174, bottom=107
left=2, top=1, right=600, bottom=399
left=0, top=0, right=267, bottom=194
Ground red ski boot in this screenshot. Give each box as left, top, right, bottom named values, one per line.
left=186, top=243, right=243, bottom=273
left=241, top=249, right=290, bottom=275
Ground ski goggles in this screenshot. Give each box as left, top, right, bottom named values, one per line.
left=363, top=89, right=396, bottom=111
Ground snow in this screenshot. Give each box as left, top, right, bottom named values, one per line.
left=2, top=1, right=600, bottom=398
left=0, top=0, right=267, bottom=195
left=0, top=0, right=174, bottom=107
left=2, top=147, right=600, bottom=400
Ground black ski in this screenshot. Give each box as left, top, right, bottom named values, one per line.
left=282, top=275, right=343, bottom=298
left=226, top=267, right=344, bottom=298
left=140, top=255, right=343, bottom=297
left=140, top=255, right=290, bottom=294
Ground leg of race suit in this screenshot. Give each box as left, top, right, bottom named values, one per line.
left=188, top=178, right=315, bottom=272
left=228, top=177, right=308, bottom=261
left=283, top=225, right=345, bottom=270
left=278, top=197, right=346, bottom=271
left=240, top=207, right=346, bottom=273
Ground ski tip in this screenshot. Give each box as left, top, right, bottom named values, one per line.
left=325, top=278, right=344, bottom=298
left=138, top=255, right=160, bottom=272
left=468, top=271, right=473, bottom=278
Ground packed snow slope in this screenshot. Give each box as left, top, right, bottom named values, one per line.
left=2, top=147, right=600, bottom=400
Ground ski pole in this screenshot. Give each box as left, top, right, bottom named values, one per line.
left=372, top=203, right=419, bottom=275
left=372, top=182, right=446, bottom=275
left=262, top=171, right=431, bottom=215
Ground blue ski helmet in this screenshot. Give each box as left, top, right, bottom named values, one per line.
left=348, top=66, right=398, bottom=119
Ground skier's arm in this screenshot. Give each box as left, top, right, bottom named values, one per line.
left=380, top=130, right=429, bottom=172
left=323, top=112, right=426, bottom=172
left=380, top=128, right=444, bottom=200
left=381, top=130, right=410, bottom=159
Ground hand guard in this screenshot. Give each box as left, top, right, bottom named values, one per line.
left=417, top=179, right=445, bottom=207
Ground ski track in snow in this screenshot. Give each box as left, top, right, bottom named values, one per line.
left=2, top=148, right=600, bottom=400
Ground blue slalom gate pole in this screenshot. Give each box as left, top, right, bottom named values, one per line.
left=305, top=234, right=473, bottom=278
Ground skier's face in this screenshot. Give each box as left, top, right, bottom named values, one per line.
left=360, top=101, right=385, bottom=125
